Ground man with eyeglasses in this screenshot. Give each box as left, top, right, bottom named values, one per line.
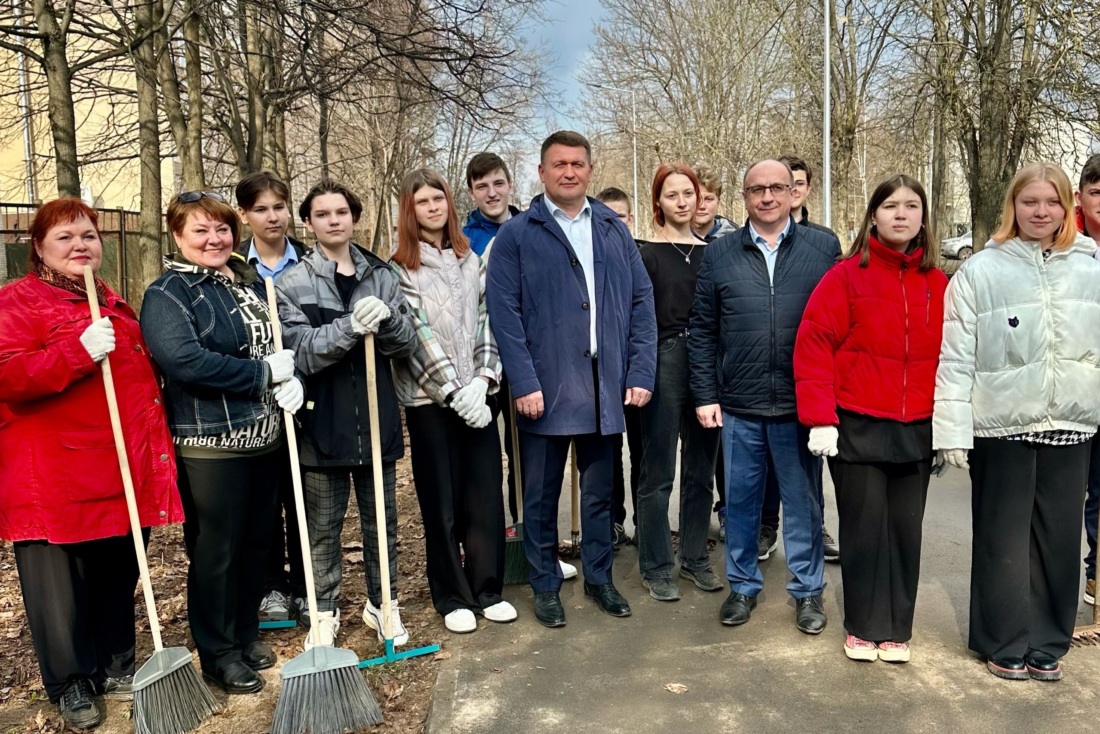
left=689, top=159, right=840, bottom=634
left=754, top=156, right=841, bottom=567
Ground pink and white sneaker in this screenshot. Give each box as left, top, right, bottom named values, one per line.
left=844, top=634, right=878, bottom=661
left=877, top=640, right=911, bottom=663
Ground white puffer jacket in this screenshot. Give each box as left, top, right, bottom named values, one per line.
left=392, top=242, right=501, bottom=407
left=933, top=234, right=1100, bottom=449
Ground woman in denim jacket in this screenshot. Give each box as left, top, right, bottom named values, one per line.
left=140, top=192, right=303, bottom=696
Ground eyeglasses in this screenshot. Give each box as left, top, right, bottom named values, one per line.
left=178, top=191, right=227, bottom=204
left=743, top=184, right=791, bottom=199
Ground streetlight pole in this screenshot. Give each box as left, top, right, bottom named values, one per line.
left=823, top=0, right=832, bottom=229
left=584, top=82, right=639, bottom=233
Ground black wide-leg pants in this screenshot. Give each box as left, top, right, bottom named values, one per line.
left=969, top=436, right=1092, bottom=660
left=830, top=458, right=929, bottom=642
left=406, top=402, right=505, bottom=616
left=14, top=533, right=143, bottom=702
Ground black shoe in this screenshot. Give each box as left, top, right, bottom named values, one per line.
left=533, top=591, right=566, bottom=628
left=822, top=526, right=840, bottom=563
left=986, top=657, right=1029, bottom=680
left=719, top=591, right=757, bottom=626
left=680, top=566, right=724, bottom=592
left=1025, top=650, right=1063, bottom=681
left=642, top=577, right=681, bottom=601
left=59, top=679, right=103, bottom=730
left=99, top=674, right=134, bottom=700
left=203, top=661, right=265, bottom=695
left=243, top=641, right=277, bottom=671
left=583, top=582, right=632, bottom=617
left=757, top=526, right=779, bottom=561
left=795, top=595, right=827, bottom=634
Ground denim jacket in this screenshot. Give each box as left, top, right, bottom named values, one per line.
left=141, top=254, right=273, bottom=437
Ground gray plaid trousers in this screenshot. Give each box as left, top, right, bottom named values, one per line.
left=302, top=463, right=398, bottom=609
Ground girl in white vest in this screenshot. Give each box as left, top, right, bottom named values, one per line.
left=934, top=162, right=1100, bottom=682
left=391, top=168, right=515, bottom=634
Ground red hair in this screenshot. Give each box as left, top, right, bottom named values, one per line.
left=651, top=163, right=701, bottom=228
left=29, top=199, right=100, bottom=266
left=393, top=168, right=469, bottom=270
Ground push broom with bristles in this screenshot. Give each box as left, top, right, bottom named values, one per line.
left=264, top=278, right=382, bottom=733
left=503, top=391, right=531, bottom=584
left=83, top=267, right=221, bottom=734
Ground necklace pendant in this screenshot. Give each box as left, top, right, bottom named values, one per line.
left=685, top=255, right=691, bottom=263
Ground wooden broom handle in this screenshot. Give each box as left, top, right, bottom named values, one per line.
left=570, top=443, right=580, bottom=532
left=508, top=389, right=523, bottom=522
left=264, top=278, right=322, bottom=646
left=364, top=333, right=395, bottom=640
left=83, top=266, right=163, bottom=651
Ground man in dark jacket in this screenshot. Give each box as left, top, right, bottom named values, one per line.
left=487, top=130, right=657, bottom=628
left=759, top=156, right=841, bottom=565
left=689, top=159, right=840, bottom=635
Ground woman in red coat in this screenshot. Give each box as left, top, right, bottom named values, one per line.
left=794, top=175, right=947, bottom=664
left=0, top=199, right=183, bottom=729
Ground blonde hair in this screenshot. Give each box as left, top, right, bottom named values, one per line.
left=992, top=162, right=1077, bottom=250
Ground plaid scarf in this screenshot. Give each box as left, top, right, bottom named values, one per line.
left=35, top=262, right=110, bottom=306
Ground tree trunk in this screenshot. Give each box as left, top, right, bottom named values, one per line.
left=319, top=94, right=330, bottom=178
left=131, top=0, right=163, bottom=308
left=35, top=0, right=80, bottom=197
left=183, top=6, right=204, bottom=186
left=929, top=0, right=948, bottom=243
left=243, top=0, right=266, bottom=173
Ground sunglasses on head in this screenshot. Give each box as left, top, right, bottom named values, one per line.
left=178, top=191, right=227, bottom=204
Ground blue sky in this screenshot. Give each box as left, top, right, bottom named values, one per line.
left=525, top=0, right=604, bottom=130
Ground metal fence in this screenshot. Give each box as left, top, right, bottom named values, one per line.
left=0, top=202, right=168, bottom=301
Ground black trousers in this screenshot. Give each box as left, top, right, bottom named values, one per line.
left=829, top=458, right=929, bottom=642
left=179, top=453, right=279, bottom=671
left=264, top=438, right=306, bottom=598
left=969, top=437, right=1092, bottom=660
left=406, top=402, right=506, bottom=616
left=14, top=534, right=143, bottom=702
left=502, top=375, right=521, bottom=526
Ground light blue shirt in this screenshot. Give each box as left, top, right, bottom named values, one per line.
left=544, top=195, right=597, bottom=355
left=747, top=218, right=792, bottom=284
left=246, top=237, right=299, bottom=282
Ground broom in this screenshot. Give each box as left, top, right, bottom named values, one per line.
left=265, top=278, right=382, bottom=733
left=359, top=333, right=440, bottom=667
left=503, top=390, right=531, bottom=584
left=82, top=267, right=220, bottom=734
left=558, top=446, right=582, bottom=560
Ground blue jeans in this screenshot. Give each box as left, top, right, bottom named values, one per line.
left=1084, top=435, right=1100, bottom=580
left=722, top=413, right=825, bottom=598
left=637, top=336, right=720, bottom=579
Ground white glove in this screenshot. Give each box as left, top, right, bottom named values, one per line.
left=807, top=426, right=839, bottom=457
left=80, top=318, right=116, bottom=363
left=465, top=403, right=493, bottom=429
left=274, top=377, right=304, bottom=414
left=941, top=448, right=970, bottom=470
left=451, top=379, right=489, bottom=421
left=351, top=296, right=390, bottom=335
left=264, top=349, right=296, bottom=384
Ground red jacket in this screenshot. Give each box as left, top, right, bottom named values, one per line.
left=794, top=237, right=948, bottom=427
left=0, top=274, right=183, bottom=543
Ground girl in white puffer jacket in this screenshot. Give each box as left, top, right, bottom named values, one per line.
left=934, top=162, right=1100, bottom=682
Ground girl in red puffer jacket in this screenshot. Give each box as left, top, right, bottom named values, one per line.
left=794, top=174, right=947, bottom=664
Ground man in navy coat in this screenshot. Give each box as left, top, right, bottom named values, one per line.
left=487, top=130, right=657, bottom=627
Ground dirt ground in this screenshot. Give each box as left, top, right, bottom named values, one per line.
left=0, top=456, right=448, bottom=734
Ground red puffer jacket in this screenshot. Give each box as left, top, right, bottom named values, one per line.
left=0, top=274, right=183, bottom=543
left=794, top=237, right=948, bottom=427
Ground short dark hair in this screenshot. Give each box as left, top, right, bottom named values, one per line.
left=595, top=187, right=630, bottom=206
left=1079, top=154, right=1100, bottom=191
left=778, top=155, right=812, bottom=185
left=540, top=130, right=592, bottom=164
left=299, top=179, right=363, bottom=223
left=465, top=152, right=512, bottom=189
left=235, top=171, right=290, bottom=211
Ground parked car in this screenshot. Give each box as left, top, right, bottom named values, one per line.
left=941, top=232, right=973, bottom=260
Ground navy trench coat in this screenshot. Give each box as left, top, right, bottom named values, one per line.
left=486, top=194, right=656, bottom=437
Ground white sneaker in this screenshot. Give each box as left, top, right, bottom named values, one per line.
left=303, top=608, right=339, bottom=651
left=482, top=600, right=517, bottom=623
left=559, top=560, right=578, bottom=580
left=363, top=599, right=409, bottom=647
left=444, top=609, right=477, bottom=633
